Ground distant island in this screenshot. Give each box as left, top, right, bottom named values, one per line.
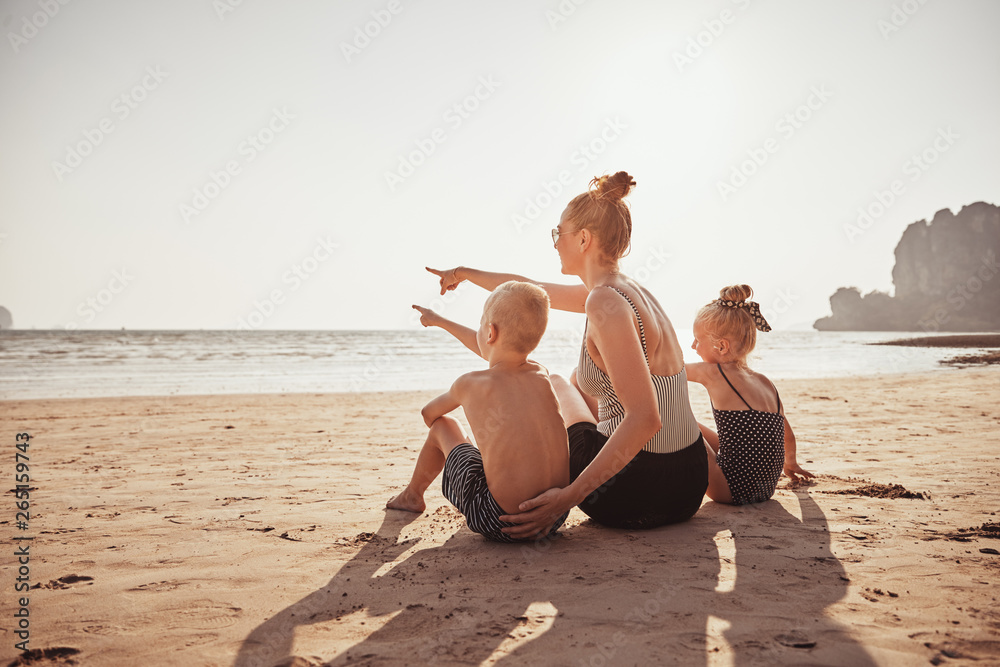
left=0, top=306, right=11, bottom=330
left=815, top=202, right=1000, bottom=332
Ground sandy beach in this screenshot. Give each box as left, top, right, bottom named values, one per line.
left=2, top=367, right=999, bottom=666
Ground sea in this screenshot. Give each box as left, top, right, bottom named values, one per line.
left=0, top=329, right=986, bottom=401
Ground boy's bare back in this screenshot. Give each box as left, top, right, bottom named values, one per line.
left=453, top=360, right=569, bottom=515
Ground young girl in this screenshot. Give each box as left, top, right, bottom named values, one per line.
left=687, top=285, right=814, bottom=505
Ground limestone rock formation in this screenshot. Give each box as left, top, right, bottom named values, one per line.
left=815, top=202, right=1000, bottom=331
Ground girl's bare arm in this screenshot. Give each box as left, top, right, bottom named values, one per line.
left=781, top=414, right=814, bottom=481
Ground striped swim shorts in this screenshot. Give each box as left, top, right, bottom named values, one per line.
left=442, top=443, right=567, bottom=543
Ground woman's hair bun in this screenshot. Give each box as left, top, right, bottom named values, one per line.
left=719, top=284, right=754, bottom=302
left=590, top=171, right=636, bottom=202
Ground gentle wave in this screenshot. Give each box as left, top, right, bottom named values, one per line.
left=0, top=329, right=978, bottom=400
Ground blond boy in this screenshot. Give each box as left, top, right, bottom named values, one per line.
left=386, top=281, right=570, bottom=542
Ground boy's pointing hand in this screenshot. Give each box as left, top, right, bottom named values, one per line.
left=412, top=305, right=442, bottom=328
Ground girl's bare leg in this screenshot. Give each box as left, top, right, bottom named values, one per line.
left=699, top=422, right=719, bottom=453
left=570, top=368, right=600, bottom=421
left=387, top=415, right=469, bottom=513
left=699, top=423, right=733, bottom=504
left=551, top=373, right=597, bottom=428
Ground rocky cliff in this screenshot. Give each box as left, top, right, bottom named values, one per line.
left=814, top=202, right=1000, bottom=331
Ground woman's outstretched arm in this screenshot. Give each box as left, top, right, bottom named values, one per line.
left=411, top=305, right=482, bottom=359
left=427, top=266, right=588, bottom=313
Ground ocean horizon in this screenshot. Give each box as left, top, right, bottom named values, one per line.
left=0, top=328, right=988, bottom=401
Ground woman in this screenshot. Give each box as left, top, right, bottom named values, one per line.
left=428, top=171, right=707, bottom=537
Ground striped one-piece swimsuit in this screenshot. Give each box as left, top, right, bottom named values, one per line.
left=569, top=285, right=708, bottom=529
left=577, top=286, right=701, bottom=454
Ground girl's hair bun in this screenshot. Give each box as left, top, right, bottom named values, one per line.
left=719, top=284, right=754, bottom=302
left=695, top=284, right=761, bottom=368
left=590, top=171, right=636, bottom=202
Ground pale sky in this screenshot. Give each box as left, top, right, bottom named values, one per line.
left=1, top=0, right=997, bottom=331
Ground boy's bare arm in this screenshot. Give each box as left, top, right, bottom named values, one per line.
left=412, top=305, right=483, bottom=359
left=421, top=385, right=463, bottom=428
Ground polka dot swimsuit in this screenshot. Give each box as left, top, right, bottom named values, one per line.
left=712, top=364, right=785, bottom=505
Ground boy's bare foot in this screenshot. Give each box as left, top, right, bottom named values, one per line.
left=386, top=489, right=425, bottom=513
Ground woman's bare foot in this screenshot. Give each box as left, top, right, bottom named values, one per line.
left=386, top=488, right=426, bottom=513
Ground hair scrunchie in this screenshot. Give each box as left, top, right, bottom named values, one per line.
left=716, top=299, right=772, bottom=332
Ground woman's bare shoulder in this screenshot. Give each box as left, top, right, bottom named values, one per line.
left=584, top=285, right=633, bottom=318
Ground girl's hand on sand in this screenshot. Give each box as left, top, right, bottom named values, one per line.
left=783, top=461, right=815, bottom=482
left=498, top=487, right=573, bottom=540
left=411, top=305, right=443, bottom=328
left=426, top=267, right=463, bottom=295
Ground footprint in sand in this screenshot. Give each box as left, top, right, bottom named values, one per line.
left=83, top=601, right=243, bottom=634
left=676, top=632, right=708, bottom=651
left=775, top=631, right=817, bottom=649
left=270, top=658, right=321, bottom=667
left=155, top=602, right=243, bottom=630
left=6, top=647, right=81, bottom=666
left=32, top=574, right=94, bottom=590
left=127, top=580, right=186, bottom=592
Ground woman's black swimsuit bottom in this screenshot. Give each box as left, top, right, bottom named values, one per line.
left=568, top=421, right=708, bottom=530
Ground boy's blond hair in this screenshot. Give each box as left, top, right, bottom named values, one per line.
left=483, top=281, right=549, bottom=354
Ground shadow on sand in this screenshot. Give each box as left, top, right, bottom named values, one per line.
left=234, top=490, right=875, bottom=665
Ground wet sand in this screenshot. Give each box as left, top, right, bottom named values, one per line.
left=872, top=334, right=1000, bottom=348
